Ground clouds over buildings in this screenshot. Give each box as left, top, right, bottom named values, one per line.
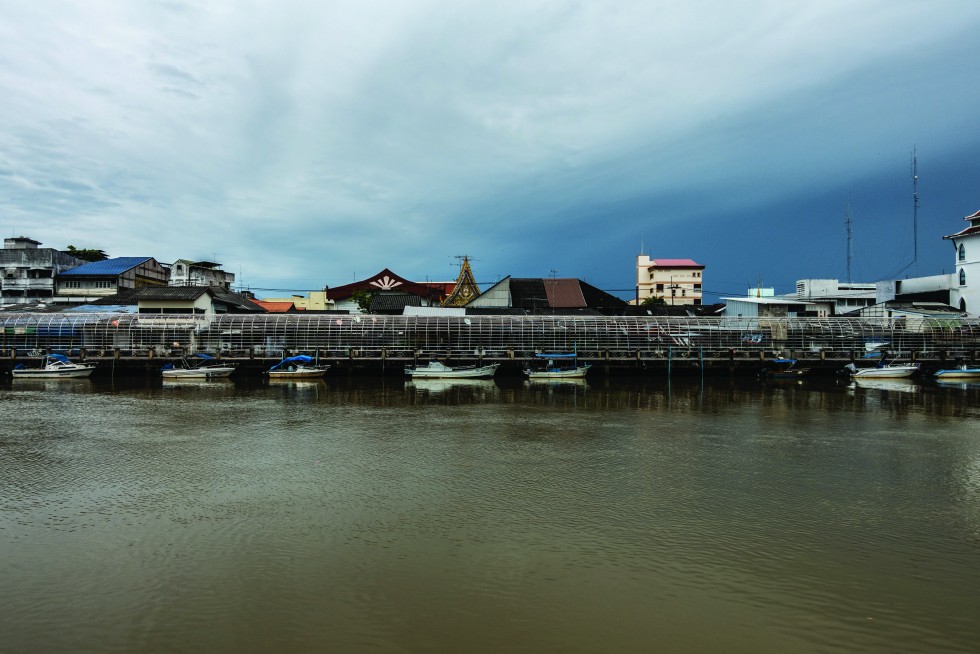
left=2, top=0, right=980, bottom=294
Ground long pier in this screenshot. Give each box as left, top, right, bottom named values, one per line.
left=0, top=350, right=976, bottom=379
left=2, top=312, right=978, bottom=378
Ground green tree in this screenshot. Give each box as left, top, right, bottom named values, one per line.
left=350, top=290, right=373, bottom=313
left=641, top=296, right=666, bottom=306
left=64, top=245, right=109, bottom=262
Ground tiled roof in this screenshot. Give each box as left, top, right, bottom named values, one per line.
left=508, top=278, right=627, bottom=312
left=944, top=225, right=980, bottom=239
left=253, top=300, right=296, bottom=313
left=543, top=278, right=587, bottom=308
left=59, top=257, right=152, bottom=276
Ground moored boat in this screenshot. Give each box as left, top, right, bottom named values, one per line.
left=933, top=364, right=980, bottom=380
left=524, top=353, right=591, bottom=380
left=267, top=355, right=330, bottom=379
left=161, top=353, right=236, bottom=379
left=763, top=358, right=810, bottom=379
left=11, top=353, right=97, bottom=379
left=405, top=360, right=500, bottom=379
left=844, top=362, right=920, bottom=379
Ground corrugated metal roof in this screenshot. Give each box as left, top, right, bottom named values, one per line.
left=649, top=259, right=703, bottom=268
left=59, top=257, right=152, bottom=276
left=131, top=287, right=211, bottom=300
left=370, top=293, right=422, bottom=312
left=543, top=278, right=586, bottom=308
left=64, top=304, right=140, bottom=314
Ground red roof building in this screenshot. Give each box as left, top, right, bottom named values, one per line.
left=326, top=269, right=446, bottom=313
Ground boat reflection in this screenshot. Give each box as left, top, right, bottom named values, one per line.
left=526, top=377, right=589, bottom=388
left=934, top=379, right=980, bottom=391
left=4, top=377, right=92, bottom=393
left=406, top=378, right=498, bottom=397
left=852, top=378, right=920, bottom=393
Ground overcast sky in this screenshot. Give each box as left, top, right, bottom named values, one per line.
left=3, top=0, right=980, bottom=301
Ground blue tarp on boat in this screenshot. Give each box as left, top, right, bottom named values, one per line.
left=269, top=355, right=315, bottom=371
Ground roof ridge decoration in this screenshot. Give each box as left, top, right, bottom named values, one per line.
left=442, top=256, right=481, bottom=307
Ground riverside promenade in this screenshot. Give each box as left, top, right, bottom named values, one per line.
left=2, top=313, right=978, bottom=377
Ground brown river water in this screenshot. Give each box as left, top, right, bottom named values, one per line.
left=1, top=375, right=979, bottom=653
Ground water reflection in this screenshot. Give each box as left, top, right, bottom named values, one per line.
left=852, top=377, right=920, bottom=393
left=2, top=375, right=980, bottom=653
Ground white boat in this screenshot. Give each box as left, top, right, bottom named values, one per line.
left=161, top=353, right=236, bottom=379
left=267, top=355, right=330, bottom=379
left=524, top=353, right=591, bottom=380
left=844, top=362, right=920, bottom=379
left=934, top=364, right=980, bottom=380
left=405, top=360, right=500, bottom=379
left=11, top=353, right=96, bottom=379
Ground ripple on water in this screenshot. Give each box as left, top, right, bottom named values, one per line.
left=2, top=380, right=980, bottom=653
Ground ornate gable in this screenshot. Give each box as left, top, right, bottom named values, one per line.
left=326, top=268, right=437, bottom=301
left=442, top=257, right=481, bottom=307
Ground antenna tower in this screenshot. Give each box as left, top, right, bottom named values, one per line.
left=911, top=147, right=919, bottom=275
left=844, top=199, right=853, bottom=283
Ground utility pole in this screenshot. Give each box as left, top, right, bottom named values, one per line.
left=911, top=147, right=919, bottom=276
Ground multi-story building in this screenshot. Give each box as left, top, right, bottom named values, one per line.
left=636, top=255, right=704, bottom=306
left=0, top=237, right=84, bottom=306
left=944, top=208, right=980, bottom=316
left=167, top=259, right=235, bottom=289
left=55, top=257, right=168, bottom=303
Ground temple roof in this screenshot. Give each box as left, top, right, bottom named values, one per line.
left=326, top=268, right=441, bottom=301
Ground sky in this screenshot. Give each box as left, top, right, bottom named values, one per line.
left=2, top=0, right=980, bottom=302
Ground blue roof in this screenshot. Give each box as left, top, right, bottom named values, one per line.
left=60, top=257, right=152, bottom=276
left=64, top=305, right=139, bottom=314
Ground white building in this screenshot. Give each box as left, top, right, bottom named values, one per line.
left=0, top=237, right=84, bottom=306
left=168, top=260, right=235, bottom=289
left=636, top=256, right=704, bottom=305
left=943, top=208, right=980, bottom=316
left=722, top=279, right=877, bottom=318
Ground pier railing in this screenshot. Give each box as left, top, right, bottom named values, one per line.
left=3, top=313, right=978, bottom=362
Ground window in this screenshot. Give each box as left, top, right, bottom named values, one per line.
left=64, top=280, right=80, bottom=289
left=959, top=243, right=966, bottom=262
left=694, top=284, right=702, bottom=292
left=655, top=284, right=664, bottom=292
left=960, top=268, right=966, bottom=286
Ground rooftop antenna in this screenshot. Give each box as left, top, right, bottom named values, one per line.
left=452, top=254, right=474, bottom=269
left=844, top=198, right=853, bottom=283
left=911, top=147, right=919, bottom=276
left=549, top=268, right=558, bottom=279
